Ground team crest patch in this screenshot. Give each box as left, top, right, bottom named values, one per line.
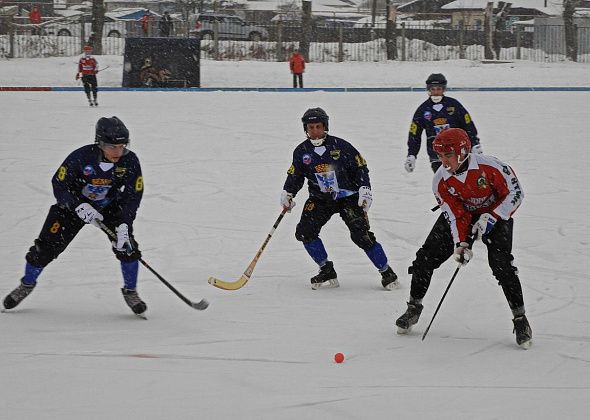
left=477, top=174, right=488, bottom=189
left=83, top=165, right=95, bottom=176
left=423, top=111, right=432, bottom=121
left=330, top=150, right=341, bottom=160
left=302, top=154, right=312, bottom=165
left=446, top=106, right=455, bottom=115
left=115, top=167, right=127, bottom=177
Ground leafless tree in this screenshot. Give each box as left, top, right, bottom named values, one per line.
left=563, top=0, right=580, bottom=61
left=89, top=0, right=105, bottom=55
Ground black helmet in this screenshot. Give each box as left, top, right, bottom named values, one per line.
left=301, top=107, right=329, bottom=132
left=95, top=116, right=129, bottom=145
left=426, top=73, right=447, bottom=88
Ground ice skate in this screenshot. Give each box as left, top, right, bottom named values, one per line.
left=88, top=98, right=94, bottom=107
left=93, top=99, right=98, bottom=107
left=380, top=266, right=399, bottom=290
left=311, top=261, right=339, bottom=290
left=512, top=315, right=532, bottom=349
left=121, top=288, right=147, bottom=318
left=3, top=280, right=36, bottom=310
left=396, top=301, right=423, bottom=334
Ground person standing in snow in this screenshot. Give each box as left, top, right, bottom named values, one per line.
left=75, top=45, right=99, bottom=106
left=289, top=49, right=306, bottom=88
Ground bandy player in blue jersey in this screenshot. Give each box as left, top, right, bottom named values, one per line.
left=3, top=117, right=147, bottom=317
left=281, top=108, right=398, bottom=290
left=404, top=73, right=482, bottom=173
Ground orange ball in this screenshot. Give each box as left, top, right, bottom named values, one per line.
left=334, top=352, right=345, bottom=363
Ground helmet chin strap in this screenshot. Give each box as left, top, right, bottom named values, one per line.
left=430, top=95, right=443, bottom=103
left=308, top=134, right=326, bottom=147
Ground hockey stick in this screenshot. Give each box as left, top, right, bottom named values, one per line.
left=97, top=221, right=209, bottom=310
left=96, top=65, right=111, bottom=73
left=208, top=208, right=288, bottom=291
left=422, top=236, right=475, bottom=341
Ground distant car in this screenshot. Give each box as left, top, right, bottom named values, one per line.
left=190, top=13, right=268, bottom=41
left=45, top=14, right=126, bottom=38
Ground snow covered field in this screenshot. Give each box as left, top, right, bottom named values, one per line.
left=1, top=55, right=590, bottom=88
left=1, top=59, right=590, bottom=419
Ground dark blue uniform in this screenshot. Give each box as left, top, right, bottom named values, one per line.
left=283, top=134, right=389, bottom=272
left=284, top=134, right=370, bottom=200
left=408, top=96, right=479, bottom=170
left=26, top=144, right=144, bottom=269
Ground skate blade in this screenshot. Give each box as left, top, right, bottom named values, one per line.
left=134, top=312, right=148, bottom=320
left=311, top=278, right=339, bottom=290
left=383, top=280, right=400, bottom=290
left=396, top=325, right=412, bottom=335
left=518, top=339, right=532, bottom=350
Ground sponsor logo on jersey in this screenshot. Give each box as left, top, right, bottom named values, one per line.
left=424, top=111, right=432, bottom=121
left=330, top=150, right=341, bottom=160
left=83, top=165, right=95, bottom=176
left=434, top=117, right=447, bottom=126
left=115, top=167, right=127, bottom=177
left=91, top=178, right=112, bottom=186
left=315, top=163, right=331, bottom=173
left=302, top=154, right=312, bottom=165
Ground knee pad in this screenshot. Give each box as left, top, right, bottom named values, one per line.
left=295, top=223, right=319, bottom=243
left=26, top=239, right=61, bottom=268
left=350, top=229, right=376, bottom=250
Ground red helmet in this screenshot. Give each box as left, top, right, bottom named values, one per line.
left=433, top=128, right=471, bottom=156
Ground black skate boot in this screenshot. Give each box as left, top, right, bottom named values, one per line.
left=395, top=301, right=423, bottom=334
left=512, top=315, right=532, bottom=349
left=380, top=266, right=399, bottom=290
left=3, top=280, right=36, bottom=310
left=88, top=97, right=94, bottom=107
left=311, top=261, right=339, bottom=290
left=93, top=97, right=98, bottom=107
left=121, top=288, right=147, bottom=317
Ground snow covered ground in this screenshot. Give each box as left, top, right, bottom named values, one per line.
left=1, top=59, right=590, bottom=419
left=1, top=55, right=590, bottom=88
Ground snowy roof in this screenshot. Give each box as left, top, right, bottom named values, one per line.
left=442, top=0, right=563, bottom=15
left=234, top=0, right=361, bottom=12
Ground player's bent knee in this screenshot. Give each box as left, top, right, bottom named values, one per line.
left=350, top=230, right=376, bottom=250
left=295, top=224, right=319, bottom=243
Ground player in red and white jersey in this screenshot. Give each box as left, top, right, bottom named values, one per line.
left=75, top=45, right=99, bottom=106
left=396, top=128, right=532, bottom=349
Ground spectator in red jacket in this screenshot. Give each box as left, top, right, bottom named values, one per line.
left=141, top=11, right=152, bottom=36
left=289, top=49, right=306, bottom=88
left=29, top=5, right=42, bottom=35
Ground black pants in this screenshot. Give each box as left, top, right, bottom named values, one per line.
left=293, top=73, right=303, bottom=88
left=295, top=195, right=377, bottom=251
left=81, top=75, right=98, bottom=99
left=409, top=213, right=524, bottom=311
left=26, top=204, right=141, bottom=268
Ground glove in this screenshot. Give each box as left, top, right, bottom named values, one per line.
left=112, top=223, right=132, bottom=254
left=280, top=190, right=295, bottom=211
left=75, top=73, right=80, bottom=80
left=358, top=186, right=372, bottom=211
left=75, top=203, right=103, bottom=226
left=471, top=144, right=483, bottom=154
left=404, top=155, right=416, bottom=173
left=453, top=242, right=473, bottom=266
left=471, top=213, right=497, bottom=239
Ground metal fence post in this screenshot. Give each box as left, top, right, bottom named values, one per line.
left=459, top=21, right=465, bottom=59
left=401, top=22, right=406, bottom=61
left=277, top=20, right=284, bottom=62
left=213, top=20, right=220, bottom=60
left=516, top=25, right=521, bottom=60
left=338, top=24, right=344, bottom=62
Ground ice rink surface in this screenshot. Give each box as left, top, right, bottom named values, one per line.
left=1, top=59, right=590, bottom=418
